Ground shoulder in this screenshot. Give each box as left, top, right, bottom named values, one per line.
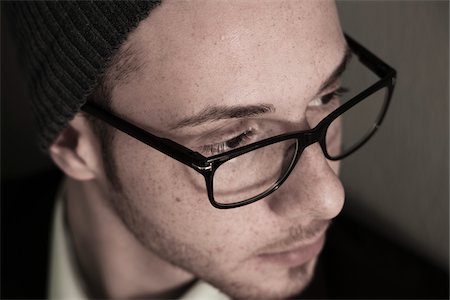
left=1, top=169, right=63, bottom=299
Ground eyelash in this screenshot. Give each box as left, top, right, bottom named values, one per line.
left=319, top=86, right=349, bottom=105
left=200, top=130, right=254, bottom=156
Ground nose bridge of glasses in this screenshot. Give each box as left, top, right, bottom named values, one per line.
left=297, top=128, right=322, bottom=148
left=293, top=127, right=330, bottom=163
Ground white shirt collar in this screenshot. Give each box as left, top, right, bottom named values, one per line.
left=48, top=182, right=89, bottom=299
left=47, top=181, right=230, bottom=300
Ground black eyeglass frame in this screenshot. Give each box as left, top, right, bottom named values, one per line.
left=82, top=34, right=397, bottom=209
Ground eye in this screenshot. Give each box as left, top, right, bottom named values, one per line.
left=199, top=130, right=255, bottom=156
left=309, top=87, right=349, bottom=107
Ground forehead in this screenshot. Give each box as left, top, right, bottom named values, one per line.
left=111, top=0, right=345, bottom=133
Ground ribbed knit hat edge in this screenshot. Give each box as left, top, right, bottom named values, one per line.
left=6, top=1, right=162, bottom=151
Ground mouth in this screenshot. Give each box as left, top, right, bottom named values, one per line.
left=257, top=234, right=326, bottom=267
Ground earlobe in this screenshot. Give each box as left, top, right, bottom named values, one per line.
left=49, top=115, right=98, bottom=181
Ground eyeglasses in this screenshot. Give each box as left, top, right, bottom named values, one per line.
left=82, top=34, right=396, bottom=209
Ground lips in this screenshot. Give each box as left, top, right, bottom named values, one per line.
left=257, top=234, right=326, bottom=267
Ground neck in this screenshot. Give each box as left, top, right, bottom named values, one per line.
left=65, top=177, right=195, bottom=299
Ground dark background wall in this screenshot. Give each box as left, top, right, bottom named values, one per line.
left=336, top=1, right=448, bottom=269
left=2, top=1, right=448, bottom=271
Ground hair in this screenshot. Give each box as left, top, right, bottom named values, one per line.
left=85, top=40, right=144, bottom=190
left=85, top=80, right=119, bottom=189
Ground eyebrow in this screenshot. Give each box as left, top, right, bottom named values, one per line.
left=170, top=46, right=352, bottom=130
left=170, top=104, right=275, bottom=130
left=317, top=45, right=352, bottom=94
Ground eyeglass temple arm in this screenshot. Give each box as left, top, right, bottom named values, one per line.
left=81, top=102, right=209, bottom=170
left=345, top=34, right=397, bottom=80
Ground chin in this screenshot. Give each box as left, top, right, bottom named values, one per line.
left=211, top=258, right=318, bottom=300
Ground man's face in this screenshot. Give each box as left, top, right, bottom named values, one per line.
left=103, top=0, right=346, bottom=298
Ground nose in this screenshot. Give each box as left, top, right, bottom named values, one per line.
left=266, top=142, right=345, bottom=222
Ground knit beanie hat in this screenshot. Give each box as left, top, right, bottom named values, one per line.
left=6, top=1, right=161, bottom=150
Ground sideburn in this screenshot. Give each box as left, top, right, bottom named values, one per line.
left=86, top=113, right=123, bottom=192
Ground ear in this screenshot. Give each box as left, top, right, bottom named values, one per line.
left=49, top=114, right=102, bottom=181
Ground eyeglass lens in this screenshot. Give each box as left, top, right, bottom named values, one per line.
left=325, top=53, right=387, bottom=159
left=213, top=139, right=298, bottom=204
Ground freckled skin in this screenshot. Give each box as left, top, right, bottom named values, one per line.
left=66, top=0, right=346, bottom=299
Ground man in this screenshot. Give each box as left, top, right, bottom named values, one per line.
left=50, top=1, right=346, bottom=298
left=3, top=1, right=448, bottom=299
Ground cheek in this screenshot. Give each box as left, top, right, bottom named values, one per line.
left=113, top=133, right=207, bottom=216
left=110, top=134, right=262, bottom=258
